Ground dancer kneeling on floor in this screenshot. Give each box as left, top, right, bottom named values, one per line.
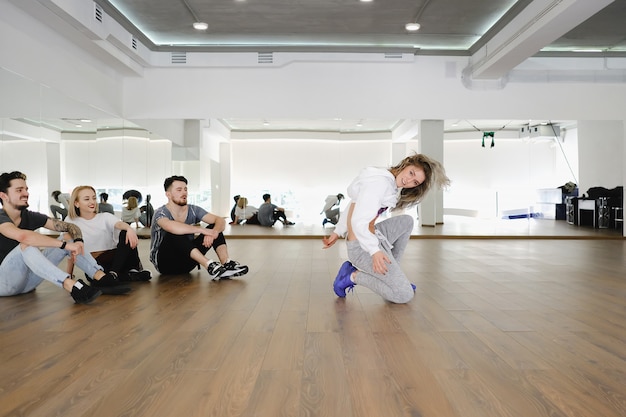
left=150, top=175, right=248, bottom=280
left=322, top=153, right=450, bottom=303
left=65, top=185, right=152, bottom=285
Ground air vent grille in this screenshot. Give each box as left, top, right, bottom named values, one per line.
left=171, top=52, right=187, bottom=64
left=94, top=4, right=103, bottom=23
left=258, top=52, right=273, bottom=64
left=131, top=37, right=138, bottom=50
left=384, top=52, right=403, bottom=59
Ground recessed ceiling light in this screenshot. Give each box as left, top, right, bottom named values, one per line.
left=405, top=22, right=421, bottom=31
left=193, top=22, right=208, bottom=30
left=359, top=0, right=374, bottom=2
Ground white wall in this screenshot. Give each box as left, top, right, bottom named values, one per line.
left=577, top=120, right=624, bottom=195
left=0, top=141, right=49, bottom=213
left=444, top=133, right=578, bottom=218
left=61, top=137, right=172, bottom=210
left=555, top=127, right=579, bottom=187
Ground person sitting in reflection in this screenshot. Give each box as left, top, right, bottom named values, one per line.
left=233, top=196, right=260, bottom=225
left=229, top=195, right=240, bottom=225
left=257, top=193, right=295, bottom=227
left=66, top=185, right=151, bottom=283
left=321, top=193, right=344, bottom=226
left=98, top=192, right=115, bottom=215
left=50, top=190, right=70, bottom=220
left=139, top=194, right=154, bottom=227
left=150, top=175, right=248, bottom=280
left=122, top=196, right=140, bottom=228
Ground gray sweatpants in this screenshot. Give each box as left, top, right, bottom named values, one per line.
left=346, top=214, right=415, bottom=303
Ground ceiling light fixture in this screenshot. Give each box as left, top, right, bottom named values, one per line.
left=182, top=0, right=208, bottom=31
left=406, top=0, right=430, bottom=32
left=405, top=22, right=421, bottom=31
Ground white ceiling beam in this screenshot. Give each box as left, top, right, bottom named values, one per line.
left=466, top=0, right=614, bottom=80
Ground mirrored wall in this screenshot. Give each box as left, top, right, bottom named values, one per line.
left=2, top=66, right=615, bottom=236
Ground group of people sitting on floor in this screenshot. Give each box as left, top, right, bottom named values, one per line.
left=0, top=172, right=248, bottom=305
left=230, top=193, right=295, bottom=226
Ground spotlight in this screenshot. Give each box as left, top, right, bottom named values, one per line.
left=405, top=22, right=421, bottom=31
left=193, top=22, right=208, bottom=30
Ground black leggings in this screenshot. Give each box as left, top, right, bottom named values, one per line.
left=156, top=225, right=227, bottom=274
left=273, top=210, right=287, bottom=223
left=94, top=230, right=142, bottom=275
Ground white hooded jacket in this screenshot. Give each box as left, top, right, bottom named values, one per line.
left=334, top=167, right=399, bottom=255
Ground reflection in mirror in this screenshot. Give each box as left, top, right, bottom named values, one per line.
left=443, top=125, right=583, bottom=237
left=0, top=65, right=608, bottom=236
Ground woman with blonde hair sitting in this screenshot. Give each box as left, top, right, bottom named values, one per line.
left=233, top=196, right=260, bottom=225
left=122, top=195, right=140, bottom=228
left=66, top=186, right=151, bottom=282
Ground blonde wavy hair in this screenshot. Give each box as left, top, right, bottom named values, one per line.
left=69, top=185, right=97, bottom=219
left=389, top=153, right=450, bottom=211
left=126, top=196, right=139, bottom=210
left=237, top=197, right=249, bottom=209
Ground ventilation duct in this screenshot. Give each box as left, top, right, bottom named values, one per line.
left=258, top=52, right=273, bottom=64
left=94, top=3, right=103, bottom=23
left=171, top=52, right=187, bottom=64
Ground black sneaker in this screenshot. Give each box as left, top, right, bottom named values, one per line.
left=71, top=279, right=102, bottom=304
left=125, top=270, right=152, bottom=282
left=221, top=260, right=249, bottom=278
left=91, top=272, right=132, bottom=294
left=91, top=272, right=123, bottom=287
left=207, top=261, right=226, bottom=281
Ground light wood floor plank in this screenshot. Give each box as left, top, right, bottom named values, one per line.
left=2, top=238, right=626, bottom=416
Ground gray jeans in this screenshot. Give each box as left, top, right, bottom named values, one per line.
left=50, top=205, right=68, bottom=220
left=347, top=214, right=414, bottom=303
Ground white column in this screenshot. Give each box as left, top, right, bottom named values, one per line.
left=623, top=121, right=626, bottom=237
left=391, top=142, right=407, bottom=165
left=218, top=142, right=232, bottom=217
left=418, top=120, right=444, bottom=227
left=577, top=120, right=623, bottom=194
left=577, top=120, right=624, bottom=234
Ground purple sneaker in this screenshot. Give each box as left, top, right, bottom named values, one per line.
left=333, top=261, right=357, bottom=297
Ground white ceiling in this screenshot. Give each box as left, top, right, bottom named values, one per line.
left=7, top=0, right=625, bottom=137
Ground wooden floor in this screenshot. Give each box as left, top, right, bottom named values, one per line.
left=1, top=237, right=626, bottom=417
